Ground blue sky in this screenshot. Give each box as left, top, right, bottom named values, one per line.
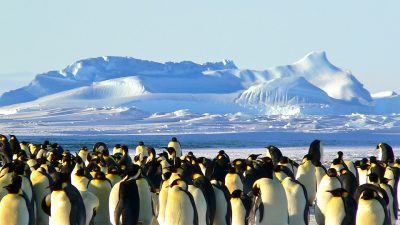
left=0, top=1, right=399, bottom=94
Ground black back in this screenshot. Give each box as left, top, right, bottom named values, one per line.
left=114, top=178, right=140, bottom=225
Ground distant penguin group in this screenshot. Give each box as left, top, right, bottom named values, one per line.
left=0, top=134, right=399, bottom=225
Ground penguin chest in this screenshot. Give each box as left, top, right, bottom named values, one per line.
left=50, top=191, right=71, bottom=225
left=324, top=197, right=345, bottom=225
left=225, top=173, right=243, bottom=194
left=231, top=198, right=246, bottom=225
left=88, top=180, right=111, bottom=223
left=0, top=194, right=29, bottom=225
left=165, top=188, right=194, bottom=225
left=356, top=199, right=385, bottom=225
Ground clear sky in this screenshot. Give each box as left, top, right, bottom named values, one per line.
left=0, top=1, right=399, bottom=94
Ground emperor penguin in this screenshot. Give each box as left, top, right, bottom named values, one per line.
left=168, top=137, right=182, bottom=157
left=211, top=179, right=232, bottom=225
left=357, top=158, right=369, bottom=185
left=275, top=166, right=309, bottom=225
left=315, top=168, right=342, bottom=225
left=250, top=177, right=288, bottom=225
left=87, top=171, right=112, bottom=225
left=165, top=179, right=198, bottom=225
left=295, top=154, right=317, bottom=205
left=109, top=164, right=153, bottom=225
left=192, top=171, right=216, bottom=225
left=188, top=182, right=208, bottom=225
left=308, top=140, right=323, bottom=164
left=378, top=177, right=398, bottom=225
left=42, top=172, right=86, bottom=225
left=324, top=188, right=357, bottom=225
left=230, top=189, right=251, bottom=225
left=265, top=145, right=283, bottom=165
left=377, top=143, right=395, bottom=164
left=77, top=146, right=89, bottom=166
left=72, top=169, right=99, bottom=225
left=135, top=141, right=148, bottom=162
left=0, top=175, right=33, bottom=225
left=355, top=186, right=389, bottom=225
left=31, top=166, right=51, bottom=225
left=225, top=167, right=244, bottom=194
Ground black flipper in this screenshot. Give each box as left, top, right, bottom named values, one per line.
left=65, top=185, right=86, bottom=225
left=41, top=194, right=51, bottom=216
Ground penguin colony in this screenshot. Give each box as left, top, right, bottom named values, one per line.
left=0, top=134, right=398, bottom=225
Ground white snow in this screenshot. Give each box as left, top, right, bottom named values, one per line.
left=0, top=51, right=398, bottom=117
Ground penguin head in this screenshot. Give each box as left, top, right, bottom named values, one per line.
left=171, top=137, right=178, bottom=142
left=75, top=168, right=85, bottom=177
left=4, top=175, right=22, bottom=194
left=368, top=173, right=380, bottom=184
left=138, top=141, right=144, bottom=146
left=337, top=151, right=343, bottom=160
left=126, top=164, right=142, bottom=179
left=360, top=189, right=376, bottom=200
left=332, top=158, right=342, bottom=165
left=274, top=165, right=294, bottom=180
left=121, top=145, right=129, bottom=155
left=49, top=172, right=69, bottom=191
left=146, top=146, right=156, bottom=158
left=327, top=188, right=348, bottom=198
left=247, top=154, right=261, bottom=161
left=327, top=168, right=338, bottom=177
left=369, top=156, right=377, bottom=164
left=164, top=147, right=176, bottom=155
left=169, top=178, right=187, bottom=189
left=380, top=177, right=391, bottom=185
left=94, top=171, right=107, bottom=180
left=107, top=166, right=120, bottom=175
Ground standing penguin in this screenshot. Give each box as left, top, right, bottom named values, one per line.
left=230, top=190, right=251, bottom=225
left=135, top=141, right=148, bottom=162
left=211, top=179, right=231, bottom=225
left=355, top=185, right=389, bottom=225
left=250, top=177, right=289, bottom=225
left=315, top=168, right=342, bottom=225
left=31, top=166, right=51, bottom=225
left=192, top=171, right=216, bottom=225
left=265, top=145, right=283, bottom=165
left=109, top=164, right=153, bottom=225
left=308, top=140, right=323, bottom=164
left=165, top=179, right=198, bottom=225
left=42, top=172, right=86, bottom=225
left=357, top=158, right=369, bottom=185
left=168, top=137, right=182, bottom=157
left=296, top=154, right=317, bottom=205
left=324, top=188, right=357, bottom=225
left=0, top=175, right=33, bottom=225
left=377, top=143, right=394, bottom=164
left=276, top=166, right=309, bottom=225
left=87, top=172, right=112, bottom=225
